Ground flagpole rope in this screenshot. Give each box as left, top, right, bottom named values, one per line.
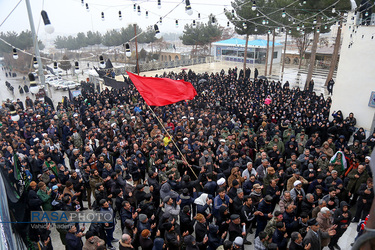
left=147, top=105, right=198, bottom=180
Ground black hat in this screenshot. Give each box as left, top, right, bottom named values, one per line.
left=136, top=184, right=145, bottom=190
left=85, top=231, right=95, bottom=239
left=230, top=214, right=240, bottom=220
left=307, top=218, right=318, bottom=226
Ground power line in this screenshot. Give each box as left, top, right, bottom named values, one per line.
left=0, top=0, right=22, bottom=28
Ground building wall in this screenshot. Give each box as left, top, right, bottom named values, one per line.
left=330, top=14, right=375, bottom=133
left=214, top=45, right=282, bottom=65
left=159, top=52, right=181, bottom=62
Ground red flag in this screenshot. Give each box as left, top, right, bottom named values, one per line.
left=127, top=71, right=197, bottom=106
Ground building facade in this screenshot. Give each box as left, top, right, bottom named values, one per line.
left=212, top=38, right=283, bottom=65
left=330, top=13, right=375, bottom=133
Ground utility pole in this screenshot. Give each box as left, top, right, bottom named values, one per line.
left=269, top=29, right=275, bottom=76
left=243, top=34, right=249, bottom=74
left=134, top=24, right=140, bottom=75
left=25, top=0, right=51, bottom=97
left=264, top=33, right=270, bottom=76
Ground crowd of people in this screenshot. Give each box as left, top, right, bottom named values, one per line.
left=1, top=66, right=375, bottom=250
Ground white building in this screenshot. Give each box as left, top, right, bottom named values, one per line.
left=212, top=38, right=283, bottom=65
left=330, top=13, right=375, bottom=133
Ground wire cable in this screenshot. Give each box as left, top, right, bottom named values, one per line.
left=0, top=0, right=23, bottom=28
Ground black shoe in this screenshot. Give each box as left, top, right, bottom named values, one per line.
left=111, top=238, right=119, bottom=242
left=249, top=229, right=254, bottom=234
left=328, top=246, right=334, bottom=250
left=244, top=240, right=252, bottom=245
left=334, top=244, right=341, bottom=250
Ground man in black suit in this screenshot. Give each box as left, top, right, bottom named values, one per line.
left=303, top=218, right=335, bottom=250
left=289, top=232, right=310, bottom=250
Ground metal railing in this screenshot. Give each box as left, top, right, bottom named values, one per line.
left=355, top=14, right=375, bottom=26
left=114, top=56, right=214, bottom=75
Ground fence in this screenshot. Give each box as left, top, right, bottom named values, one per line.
left=356, top=14, right=375, bottom=26
left=113, top=56, right=214, bottom=75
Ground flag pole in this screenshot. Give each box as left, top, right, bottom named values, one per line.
left=147, top=105, right=198, bottom=179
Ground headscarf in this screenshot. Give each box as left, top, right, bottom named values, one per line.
left=265, top=95, right=272, bottom=105
left=194, top=193, right=210, bottom=214
left=330, top=151, right=347, bottom=171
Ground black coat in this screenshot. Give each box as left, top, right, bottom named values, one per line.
left=228, top=222, right=242, bottom=241
left=301, top=200, right=315, bottom=217
left=65, top=232, right=83, bottom=250
left=289, top=241, right=304, bottom=250
left=139, top=236, right=153, bottom=250
left=180, top=211, right=195, bottom=234
left=28, top=189, right=43, bottom=211
left=272, top=229, right=288, bottom=250
left=195, top=221, right=208, bottom=243
left=231, top=196, right=243, bottom=215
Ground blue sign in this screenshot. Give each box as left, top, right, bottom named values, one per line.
left=369, top=91, right=375, bottom=108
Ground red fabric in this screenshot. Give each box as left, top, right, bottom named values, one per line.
left=127, top=71, right=197, bottom=106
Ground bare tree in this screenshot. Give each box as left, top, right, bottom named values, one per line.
left=295, top=33, right=312, bottom=70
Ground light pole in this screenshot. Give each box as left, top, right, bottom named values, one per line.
left=134, top=24, right=140, bottom=75
left=25, top=0, right=52, bottom=97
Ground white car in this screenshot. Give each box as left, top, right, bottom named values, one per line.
left=55, top=81, right=80, bottom=90
left=46, top=76, right=62, bottom=87
left=53, top=80, right=65, bottom=89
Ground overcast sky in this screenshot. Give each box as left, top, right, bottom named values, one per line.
left=0, top=0, right=234, bottom=38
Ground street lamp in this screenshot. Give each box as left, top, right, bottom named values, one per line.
left=29, top=72, right=40, bottom=94
left=9, top=104, right=20, bottom=122
left=25, top=0, right=51, bottom=97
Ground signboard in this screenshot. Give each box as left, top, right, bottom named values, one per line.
left=369, top=91, right=375, bottom=108
left=71, top=90, right=82, bottom=98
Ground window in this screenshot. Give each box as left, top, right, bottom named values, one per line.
left=273, top=52, right=278, bottom=58
left=222, top=49, right=237, bottom=56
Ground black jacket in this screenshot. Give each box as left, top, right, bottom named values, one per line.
left=289, top=241, right=304, bottom=250
left=180, top=211, right=195, bottom=234
left=228, top=222, right=242, bottom=241
left=28, top=188, right=43, bottom=211
left=195, top=221, right=208, bottom=243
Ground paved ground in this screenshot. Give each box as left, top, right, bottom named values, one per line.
left=47, top=197, right=359, bottom=250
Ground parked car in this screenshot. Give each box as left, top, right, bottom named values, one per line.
left=55, top=81, right=80, bottom=90
left=46, top=76, right=62, bottom=87
left=53, top=80, right=66, bottom=89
